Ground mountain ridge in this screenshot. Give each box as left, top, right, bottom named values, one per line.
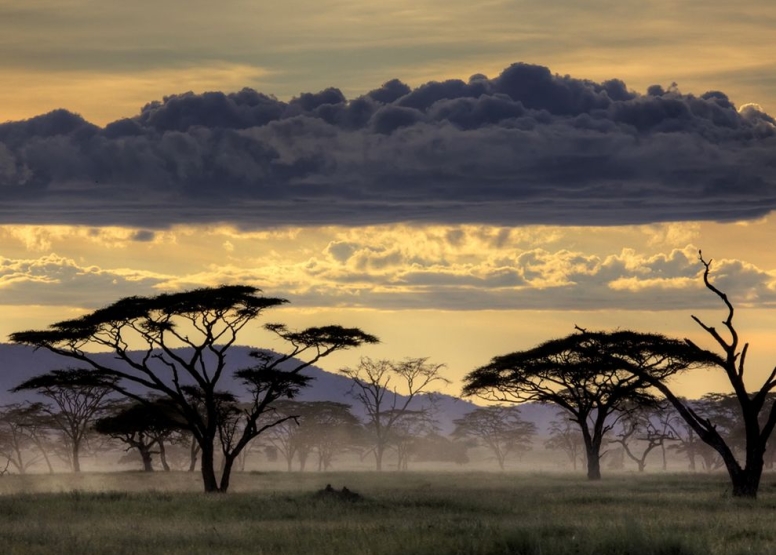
left=1, top=343, right=563, bottom=434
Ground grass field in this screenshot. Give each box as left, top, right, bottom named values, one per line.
left=2, top=471, right=775, bottom=554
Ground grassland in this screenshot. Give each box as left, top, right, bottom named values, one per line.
left=2, top=471, right=776, bottom=554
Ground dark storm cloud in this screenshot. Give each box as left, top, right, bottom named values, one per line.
left=0, top=63, right=774, bottom=229
left=130, top=230, right=155, bottom=242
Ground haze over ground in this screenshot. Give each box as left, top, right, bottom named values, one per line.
left=1, top=1, right=775, bottom=399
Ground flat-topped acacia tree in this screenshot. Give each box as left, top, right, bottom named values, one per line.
left=10, top=285, right=378, bottom=493
left=462, top=331, right=714, bottom=480
left=11, top=368, right=118, bottom=473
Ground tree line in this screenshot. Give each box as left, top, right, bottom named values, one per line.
left=0, top=363, right=540, bottom=476
left=5, top=252, right=776, bottom=499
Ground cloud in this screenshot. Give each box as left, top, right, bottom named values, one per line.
left=129, top=230, right=155, bottom=242
left=1, top=223, right=774, bottom=312
left=0, top=63, right=774, bottom=230
left=0, top=225, right=173, bottom=251
left=0, top=253, right=170, bottom=307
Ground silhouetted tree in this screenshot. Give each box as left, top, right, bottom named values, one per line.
left=413, top=433, right=470, bottom=466
left=341, top=357, right=449, bottom=471
left=452, top=406, right=536, bottom=470
left=94, top=400, right=184, bottom=472
left=666, top=393, right=749, bottom=473
left=463, top=332, right=709, bottom=480
left=256, top=400, right=361, bottom=472
left=609, top=402, right=674, bottom=473
left=544, top=411, right=585, bottom=471
left=0, top=404, right=44, bottom=474
left=616, top=253, right=776, bottom=498
left=259, top=400, right=306, bottom=472
left=7, top=403, right=57, bottom=473
left=11, top=369, right=118, bottom=472
left=391, top=408, right=438, bottom=471
left=234, top=433, right=264, bottom=472
left=296, top=401, right=362, bottom=471
left=10, top=285, right=378, bottom=492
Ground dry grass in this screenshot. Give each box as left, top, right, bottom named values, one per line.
left=1, top=471, right=775, bottom=554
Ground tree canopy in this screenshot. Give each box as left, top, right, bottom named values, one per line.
left=12, top=368, right=118, bottom=472
left=11, top=285, right=378, bottom=492
left=341, top=357, right=448, bottom=471
left=463, top=329, right=714, bottom=479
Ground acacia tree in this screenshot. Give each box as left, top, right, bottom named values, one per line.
left=11, top=285, right=378, bottom=492
left=452, top=406, right=536, bottom=470
left=258, top=400, right=307, bottom=472
left=260, top=400, right=363, bottom=472
left=294, top=401, right=362, bottom=471
left=666, top=394, right=742, bottom=472
left=94, top=400, right=184, bottom=472
left=4, top=403, right=56, bottom=474
left=412, top=434, right=470, bottom=466
left=544, top=411, right=585, bottom=471
left=0, top=404, right=44, bottom=474
left=609, top=403, right=674, bottom=473
left=462, top=332, right=710, bottom=480
left=391, top=409, right=438, bottom=471
left=12, top=369, right=118, bottom=472
left=612, top=253, right=776, bottom=498
left=341, top=357, right=449, bottom=471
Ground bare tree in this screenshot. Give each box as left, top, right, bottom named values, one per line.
left=609, top=403, right=675, bottom=473
left=452, top=406, right=536, bottom=470
left=666, top=394, right=740, bottom=472
left=341, top=357, right=449, bottom=471
left=619, top=253, right=776, bottom=498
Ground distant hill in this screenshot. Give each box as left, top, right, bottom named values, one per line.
left=0, top=343, right=558, bottom=434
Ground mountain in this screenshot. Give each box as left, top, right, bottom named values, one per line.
left=0, top=343, right=557, bottom=434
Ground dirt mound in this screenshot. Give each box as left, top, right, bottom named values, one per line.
left=314, top=484, right=364, bottom=502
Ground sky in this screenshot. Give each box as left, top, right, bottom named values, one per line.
left=1, top=0, right=775, bottom=398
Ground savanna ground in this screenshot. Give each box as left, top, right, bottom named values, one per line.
left=1, top=470, right=775, bottom=555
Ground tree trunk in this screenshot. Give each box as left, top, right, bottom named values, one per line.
left=585, top=443, right=601, bottom=480
left=687, top=451, right=696, bottom=472
left=731, top=467, right=762, bottom=498
left=72, top=442, right=81, bottom=473
left=140, top=448, right=154, bottom=472
left=726, top=445, right=765, bottom=499
left=188, top=438, right=199, bottom=472
left=199, top=444, right=221, bottom=493
left=40, top=448, right=54, bottom=474
left=375, top=445, right=384, bottom=472
left=158, top=440, right=170, bottom=471
left=12, top=453, right=24, bottom=475
left=298, top=450, right=308, bottom=472
left=219, top=455, right=236, bottom=493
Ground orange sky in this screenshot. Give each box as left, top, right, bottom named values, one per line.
left=0, top=0, right=775, bottom=398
